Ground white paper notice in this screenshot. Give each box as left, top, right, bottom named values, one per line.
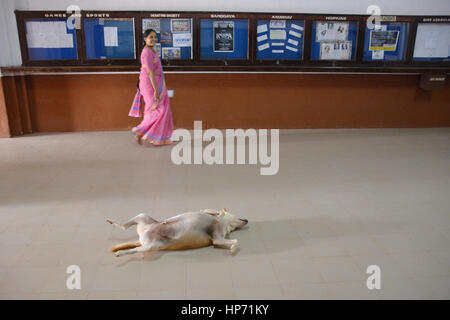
left=25, top=21, right=73, bottom=48
left=173, top=33, right=192, bottom=47
left=142, top=19, right=161, bottom=33
left=413, top=23, right=450, bottom=58
left=316, top=21, right=349, bottom=42
left=374, top=24, right=387, bottom=31
left=272, top=49, right=284, bottom=53
left=286, top=46, right=298, bottom=52
left=26, top=21, right=41, bottom=34
left=291, top=24, right=304, bottom=31
left=257, top=34, right=268, bottom=42
left=372, top=50, right=384, bottom=60
left=270, top=20, right=286, bottom=28
left=65, top=34, right=74, bottom=48
left=272, top=42, right=284, bottom=46
left=258, top=43, right=270, bottom=51
left=257, top=24, right=268, bottom=34
left=289, top=30, right=302, bottom=38
left=270, top=29, right=286, bottom=40
left=320, top=41, right=352, bottom=60
left=54, top=21, right=67, bottom=34
left=288, top=38, right=299, bottom=46
left=104, top=27, right=118, bottom=47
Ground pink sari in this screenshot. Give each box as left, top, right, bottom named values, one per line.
left=131, top=47, right=173, bottom=145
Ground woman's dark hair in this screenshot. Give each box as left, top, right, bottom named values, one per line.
left=143, top=29, right=157, bottom=38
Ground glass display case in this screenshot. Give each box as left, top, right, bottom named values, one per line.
left=142, top=17, right=193, bottom=60
left=200, top=18, right=249, bottom=60
left=256, top=19, right=304, bottom=61
left=363, top=21, right=410, bottom=61
left=413, top=23, right=450, bottom=61
left=24, top=17, right=78, bottom=61
left=310, top=20, right=359, bottom=61
left=84, top=17, right=136, bottom=59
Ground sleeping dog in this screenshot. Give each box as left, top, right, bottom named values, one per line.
left=106, top=208, right=248, bottom=257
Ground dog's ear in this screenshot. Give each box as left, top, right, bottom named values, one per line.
left=221, top=208, right=228, bottom=214
left=217, top=211, right=226, bottom=220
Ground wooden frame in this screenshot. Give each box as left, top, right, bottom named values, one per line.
left=15, top=10, right=82, bottom=66
left=253, top=13, right=309, bottom=66
left=80, top=11, right=140, bottom=66
left=409, top=16, right=450, bottom=67
left=195, top=12, right=254, bottom=66
left=358, top=16, right=417, bottom=66
left=14, top=10, right=450, bottom=72
left=138, top=12, right=196, bottom=66
left=306, top=14, right=361, bottom=67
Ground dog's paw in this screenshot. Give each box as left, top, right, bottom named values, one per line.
left=229, top=242, right=238, bottom=253
left=114, top=251, right=122, bottom=257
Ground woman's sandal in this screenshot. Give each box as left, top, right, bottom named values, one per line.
left=135, top=134, right=142, bottom=145
left=131, top=129, right=143, bottom=145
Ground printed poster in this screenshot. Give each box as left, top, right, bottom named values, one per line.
left=369, top=30, right=400, bottom=51
left=160, top=31, right=173, bottom=45
left=320, top=41, right=352, bottom=60
left=142, top=19, right=161, bottom=33
left=213, top=21, right=234, bottom=52
left=173, top=33, right=192, bottom=47
left=316, top=21, right=349, bottom=42
left=171, top=19, right=191, bottom=33
left=162, top=47, right=181, bottom=59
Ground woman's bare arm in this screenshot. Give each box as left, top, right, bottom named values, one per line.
left=147, top=68, right=159, bottom=98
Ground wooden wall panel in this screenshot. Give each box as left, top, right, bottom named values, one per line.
left=0, top=77, right=11, bottom=138
left=0, top=76, right=34, bottom=137
left=11, top=72, right=450, bottom=134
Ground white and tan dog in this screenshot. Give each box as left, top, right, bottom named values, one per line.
left=106, top=208, right=248, bottom=257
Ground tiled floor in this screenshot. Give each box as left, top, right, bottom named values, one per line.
left=0, top=128, right=450, bottom=299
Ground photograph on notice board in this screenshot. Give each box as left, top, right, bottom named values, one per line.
left=142, top=19, right=161, bottom=33
left=369, top=30, right=400, bottom=51
left=162, top=47, right=181, bottom=59
left=320, top=41, right=352, bottom=60
left=171, top=19, right=191, bottom=33
left=213, top=21, right=234, bottom=52
left=160, top=31, right=173, bottom=45
left=316, top=21, right=349, bottom=42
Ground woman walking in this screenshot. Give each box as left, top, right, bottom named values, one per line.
left=131, top=29, right=173, bottom=146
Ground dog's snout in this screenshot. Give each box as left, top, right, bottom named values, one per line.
left=240, top=219, right=248, bottom=224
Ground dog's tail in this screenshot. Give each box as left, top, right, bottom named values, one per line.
left=109, top=241, right=141, bottom=253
